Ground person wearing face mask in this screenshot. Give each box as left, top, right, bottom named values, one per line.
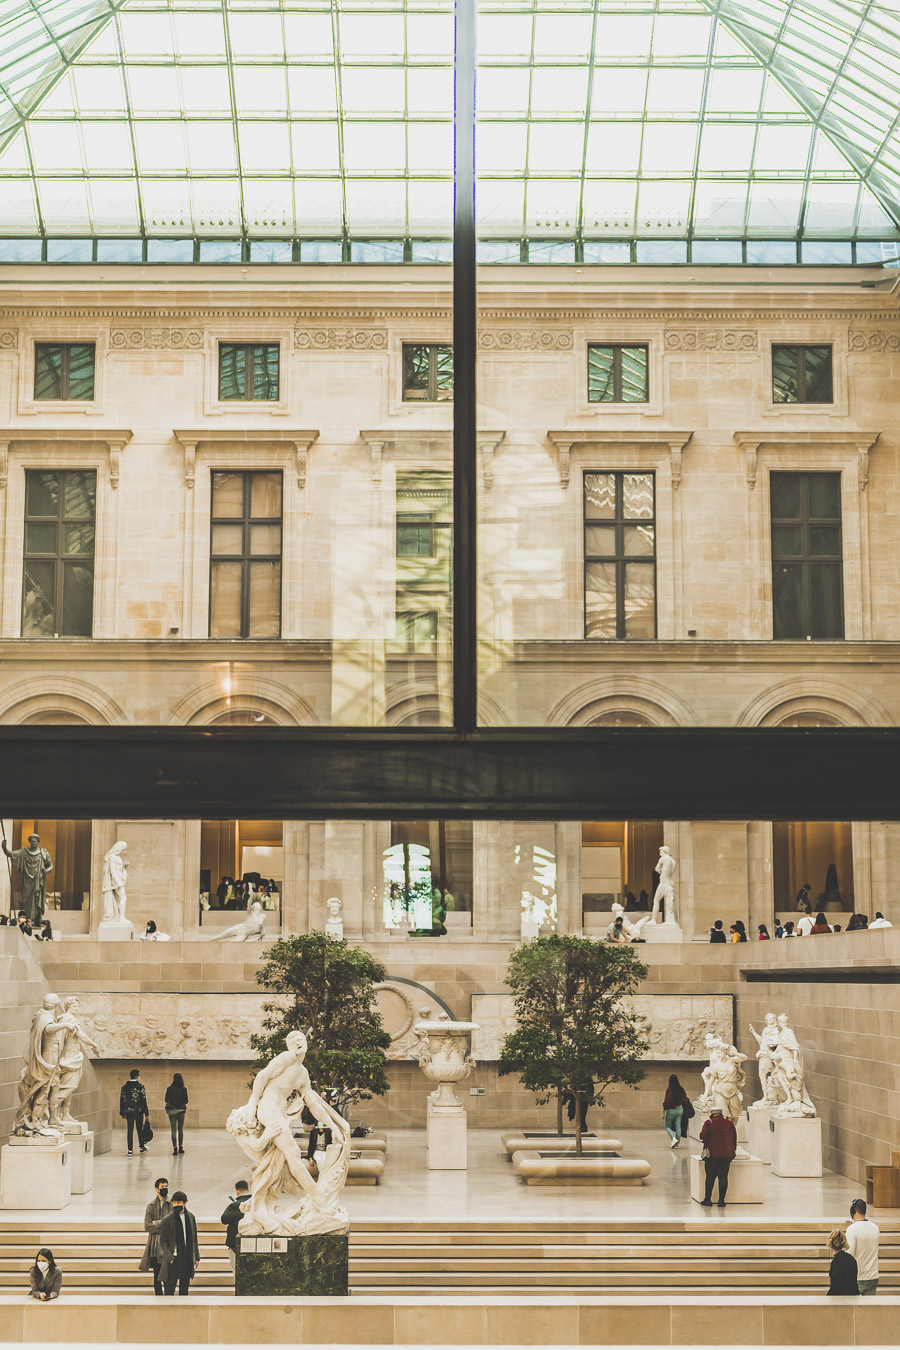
left=139, top=1178, right=172, bottom=1296
left=158, top=1190, right=199, bottom=1296
left=29, top=1248, right=61, bottom=1301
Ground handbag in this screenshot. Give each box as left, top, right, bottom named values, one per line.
left=682, top=1098, right=695, bottom=1122
left=142, top=1120, right=154, bottom=1143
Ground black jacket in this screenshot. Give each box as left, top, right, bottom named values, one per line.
left=828, top=1250, right=859, bottom=1295
left=709, top=929, right=727, bottom=943
left=165, top=1083, right=189, bottom=1111
left=220, top=1196, right=247, bottom=1251
left=119, top=1080, right=149, bottom=1117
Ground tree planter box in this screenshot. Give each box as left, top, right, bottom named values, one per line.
left=500, top=1131, right=623, bottom=1159
left=511, top=1147, right=650, bottom=1186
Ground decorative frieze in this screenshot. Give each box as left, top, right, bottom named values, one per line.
left=294, top=328, right=388, bottom=350
left=0, top=329, right=17, bottom=349
left=664, top=329, right=757, bottom=352
left=110, top=328, right=203, bottom=350
left=849, top=330, right=900, bottom=352
left=478, top=328, right=573, bottom=351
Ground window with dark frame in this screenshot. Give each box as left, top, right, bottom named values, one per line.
left=771, top=345, right=833, bottom=403
left=33, top=343, right=95, bottom=401
left=402, top=343, right=454, bottom=401
left=584, top=471, right=656, bottom=639
left=587, top=344, right=649, bottom=403
left=218, top=343, right=280, bottom=401
left=22, top=469, right=96, bottom=637
left=209, top=470, right=283, bottom=639
left=770, top=471, right=844, bottom=640
left=393, top=470, right=452, bottom=652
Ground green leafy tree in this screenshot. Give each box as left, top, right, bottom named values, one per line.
left=498, top=934, right=649, bottom=1154
left=251, top=932, right=391, bottom=1115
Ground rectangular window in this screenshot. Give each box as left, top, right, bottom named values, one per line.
left=11, top=819, right=92, bottom=916
left=383, top=821, right=473, bottom=934
left=587, top=344, right=649, bottom=403
left=218, top=343, right=280, bottom=401
left=394, top=471, right=451, bottom=652
left=22, top=469, right=96, bottom=637
left=402, top=343, right=454, bottom=401
left=772, top=345, right=833, bottom=403
left=209, top=470, right=282, bottom=638
left=199, top=819, right=282, bottom=925
left=771, top=471, right=843, bottom=639
left=584, top=471, right=656, bottom=639
left=34, top=343, right=95, bottom=401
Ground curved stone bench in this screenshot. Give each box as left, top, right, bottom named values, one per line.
left=500, top=1132, right=623, bottom=1158
left=347, top=1153, right=385, bottom=1186
left=353, top=1135, right=388, bottom=1156
left=511, top=1148, right=650, bottom=1186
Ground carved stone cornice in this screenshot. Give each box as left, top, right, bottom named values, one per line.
left=0, top=428, right=132, bottom=489
left=360, top=428, right=505, bottom=485
left=547, top=429, right=693, bottom=490
left=110, top=327, right=203, bottom=350
left=733, top=430, right=881, bottom=490
left=173, top=428, right=319, bottom=489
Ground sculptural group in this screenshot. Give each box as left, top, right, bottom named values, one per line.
left=749, top=1012, right=816, bottom=1117
left=695, top=1032, right=747, bottom=1123
left=14, top=993, right=101, bottom=1138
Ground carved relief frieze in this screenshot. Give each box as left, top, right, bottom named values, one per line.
left=478, top=328, right=573, bottom=351
left=110, top=328, right=203, bottom=350
left=848, top=330, right=900, bottom=352
left=294, top=328, right=388, bottom=350
left=664, top=329, right=757, bottom=352
left=0, top=329, right=17, bottom=349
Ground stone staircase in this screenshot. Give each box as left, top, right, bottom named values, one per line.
left=0, top=1219, right=897, bottom=1297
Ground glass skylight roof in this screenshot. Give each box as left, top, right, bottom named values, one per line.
left=0, top=0, right=897, bottom=249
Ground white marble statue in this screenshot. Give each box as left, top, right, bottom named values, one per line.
left=225, top=1029, right=350, bottom=1236
left=325, top=896, right=344, bottom=939
left=14, top=995, right=68, bottom=1137
left=651, top=846, right=677, bottom=923
left=610, top=901, right=654, bottom=940
left=771, top=1013, right=816, bottom=1118
left=50, top=995, right=101, bottom=1133
left=748, top=1012, right=782, bottom=1107
left=206, top=900, right=267, bottom=943
left=101, top=842, right=129, bottom=923
left=695, top=1032, right=747, bottom=1123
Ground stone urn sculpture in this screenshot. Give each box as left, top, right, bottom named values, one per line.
left=413, top=1013, right=480, bottom=1170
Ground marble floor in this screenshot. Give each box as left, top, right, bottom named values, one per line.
left=0, top=1127, right=863, bottom=1225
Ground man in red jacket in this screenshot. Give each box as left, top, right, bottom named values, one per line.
left=699, top=1108, right=737, bottom=1207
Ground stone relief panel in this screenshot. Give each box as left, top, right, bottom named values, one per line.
left=664, top=329, right=757, bottom=352
left=470, top=993, right=734, bottom=1061
left=849, top=330, right=900, bottom=352
left=374, top=981, right=449, bottom=1060
left=478, top=328, right=573, bottom=351
left=0, top=329, right=17, bottom=349
left=110, top=328, right=203, bottom=350
left=294, top=328, right=388, bottom=350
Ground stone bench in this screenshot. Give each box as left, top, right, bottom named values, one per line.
left=511, top=1148, right=651, bottom=1186
left=500, top=1131, right=623, bottom=1159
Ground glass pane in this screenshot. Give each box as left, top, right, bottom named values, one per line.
left=804, top=346, right=833, bottom=402
left=584, top=473, right=615, bottom=518
left=64, top=471, right=96, bottom=518
left=772, top=346, right=799, bottom=402
left=219, top=345, right=246, bottom=399
left=209, top=561, right=243, bottom=637
left=585, top=561, right=617, bottom=638
left=63, top=523, right=94, bottom=556
left=61, top=562, right=94, bottom=636
left=25, top=472, right=58, bottom=518
left=403, top=344, right=430, bottom=399
left=810, top=564, right=843, bottom=638
left=398, top=519, right=435, bottom=556
left=34, top=345, right=63, bottom=400
left=809, top=526, right=841, bottom=557
left=25, top=522, right=57, bottom=554
left=773, top=563, right=804, bottom=639
left=587, top=346, right=614, bottom=402
left=250, top=472, right=282, bottom=518
left=22, top=561, right=55, bottom=636
left=212, top=523, right=243, bottom=556
left=623, top=475, right=654, bottom=520
left=770, top=473, right=802, bottom=519
left=808, top=473, right=841, bottom=520
left=67, top=345, right=95, bottom=400
left=620, top=346, right=648, bottom=402
left=772, top=525, right=803, bottom=557
left=435, top=345, right=454, bottom=400
left=584, top=524, right=616, bottom=557
left=212, top=472, right=245, bottom=518
left=252, top=345, right=280, bottom=400
left=623, top=524, right=654, bottom=557
left=623, top=563, right=655, bottom=638
left=250, top=524, right=281, bottom=556
left=248, top=561, right=281, bottom=637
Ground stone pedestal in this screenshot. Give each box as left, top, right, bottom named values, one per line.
left=0, top=1138, right=71, bottom=1210
left=772, top=1115, right=823, bottom=1178
left=426, top=1100, right=467, bottom=1170
left=642, top=921, right=683, bottom=943
left=68, top=1131, right=94, bottom=1194
left=324, top=921, right=343, bottom=940
left=521, top=917, right=541, bottom=941
left=235, top=1232, right=348, bottom=1296
left=689, top=1153, right=764, bottom=1204
left=98, top=918, right=134, bottom=941
left=746, top=1106, right=776, bottom=1163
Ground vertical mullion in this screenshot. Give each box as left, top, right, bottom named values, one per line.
left=801, top=474, right=811, bottom=637
left=242, top=472, right=252, bottom=639
left=613, top=347, right=622, bottom=403
left=616, top=473, right=625, bottom=640
left=60, top=347, right=70, bottom=402
left=453, top=0, right=477, bottom=732
left=55, top=472, right=65, bottom=632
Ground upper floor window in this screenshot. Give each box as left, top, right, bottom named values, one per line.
left=34, top=343, right=95, bottom=401
left=583, top=471, right=656, bottom=639
left=772, top=345, right=833, bottom=404
left=588, top=344, right=649, bottom=403
left=22, top=469, right=96, bottom=637
left=209, top=470, right=282, bottom=638
left=218, top=344, right=280, bottom=401
left=402, top=343, right=453, bottom=401
left=770, top=471, right=843, bottom=640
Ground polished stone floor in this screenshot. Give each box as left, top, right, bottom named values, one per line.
left=0, top=1127, right=861, bottom=1225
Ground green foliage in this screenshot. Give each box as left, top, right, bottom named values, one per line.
left=251, top=931, right=391, bottom=1110
left=498, top=934, right=649, bottom=1153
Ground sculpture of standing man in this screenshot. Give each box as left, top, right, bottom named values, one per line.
left=3, top=833, right=53, bottom=925
left=101, top=842, right=129, bottom=923
left=15, top=994, right=67, bottom=1136
left=748, top=1013, right=781, bottom=1107
left=651, top=845, right=677, bottom=923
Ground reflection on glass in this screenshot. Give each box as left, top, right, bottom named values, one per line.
left=382, top=822, right=472, bottom=935
left=587, top=344, right=648, bottom=403
left=22, top=470, right=97, bottom=638
left=583, top=472, right=656, bottom=639
left=208, top=471, right=282, bottom=639
left=770, top=472, right=843, bottom=639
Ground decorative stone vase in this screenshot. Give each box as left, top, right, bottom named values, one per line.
left=414, top=1014, right=479, bottom=1110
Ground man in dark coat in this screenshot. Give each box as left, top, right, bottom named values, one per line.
left=119, top=1068, right=150, bottom=1155
left=139, top=1178, right=172, bottom=1295
left=3, top=834, right=52, bottom=925
left=158, top=1190, right=200, bottom=1296
left=220, top=1180, right=250, bottom=1274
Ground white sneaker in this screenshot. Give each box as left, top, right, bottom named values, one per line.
left=670, top=1136, right=679, bottom=1148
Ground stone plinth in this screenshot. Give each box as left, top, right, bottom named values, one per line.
left=690, top=1153, right=764, bottom=1204
left=642, top=921, right=684, bottom=943
left=97, top=919, right=134, bottom=942
left=235, top=1232, right=348, bottom=1296
left=427, top=1101, right=467, bottom=1170
left=69, top=1131, right=94, bottom=1193
left=746, top=1107, right=776, bottom=1163
left=772, top=1115, right=823, bottom=1178
left=0, top=1138, right=71, bottom=1210
left=324, top=921, right=343, bottom=940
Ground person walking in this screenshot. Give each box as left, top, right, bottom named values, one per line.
left=165, top=1073, right=188, bottom=1155
left=28, top=1248, right=61, bottom=1301
left=826, top=1229, right=859, bottom=1295
left=119, top=1068, right=150, bottom=1157
left=139, top=1178, right=172, bottom=1295
left=662, top=1073, right=689, bottom=1148
left=220, top=1180, right=250, bottom=1275
left=698, top=1107, right=737, bottom=1207
left=158, top=1190, right=200, bottom=1296
left=846, top=1198, right=880, bottom=1294
left=709, top=920, right=727, bottom=943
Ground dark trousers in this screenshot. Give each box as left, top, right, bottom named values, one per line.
left=164, top=1261, right=192, bottom=1296
left=703, top=1156, right=732, bottom=1202
left=168, top=1110, right=185, bottom=1149
left=125, top=1112, right=145, bottom=1151
left=150, top=1259, right=163, bottom=1296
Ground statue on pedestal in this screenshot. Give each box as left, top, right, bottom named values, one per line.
left=2, top=834, right=53, bottom=925
left=695, top=1032, right=747, bottom=1123
left=748, top=1013, right=781, bottom=1107
left=14, top=995, right=67, bottom=1137
left=772, top=1013, right=816, bottom=1118
left=206, top=899, right=267, bottom=942
left=50, top=996, right=102, bottom=1133
left=226, top=1029, right=350, bottom=1236
left=101, top=842, right=129, bottom=923
left=651, top=846, right=677, bottom=924
left=610, top=901, right=653, bottom=941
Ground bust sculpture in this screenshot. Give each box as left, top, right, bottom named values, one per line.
left=14, top=995, right=67, bottom=1137
left=206, top=900, right=267, bottom=943
left=101, top=842, right=129, bottom=923
left=225, top=1029, right=350, bottom=1236
left=771, top=1013, right=816, bottom=1118
left=610, top=901, right=653, bottom=941
left=695, top=1032, right=747, bottom=1123
left=2, top=833, right=53, bottom=925
left=651, top=846, right=677, bottom=923
left=50, top=995, right=101, bottom=1133
left=748, top=1013, right=781, bottom=1107
left=325, top=896, right=344, bottom=939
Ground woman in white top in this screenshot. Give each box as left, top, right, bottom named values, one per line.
left=141, top=920, right=171, bottom=942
